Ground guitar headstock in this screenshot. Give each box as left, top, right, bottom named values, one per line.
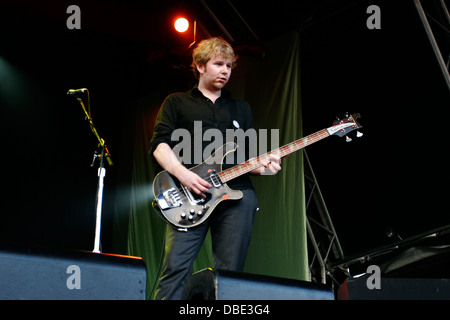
left=327, top=113, right=362, bottom=140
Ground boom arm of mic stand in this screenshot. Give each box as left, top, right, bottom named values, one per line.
left=77, top=98, right=113, bottom=166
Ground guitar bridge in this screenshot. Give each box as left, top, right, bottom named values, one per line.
left=156, top=188, right=182, bottom=210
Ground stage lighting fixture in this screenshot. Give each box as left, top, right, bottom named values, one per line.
left=174, top=18, right=189, bottom=33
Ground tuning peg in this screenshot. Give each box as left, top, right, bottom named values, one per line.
left=356, top=131, right=363, bottom=138
left=345, top=135, right=352, bottom=142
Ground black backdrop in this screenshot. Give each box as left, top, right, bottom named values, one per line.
left=300, top=1, right=450, bottom=254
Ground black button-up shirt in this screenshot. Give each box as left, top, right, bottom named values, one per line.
left=150, top=87, right=254, bottom=190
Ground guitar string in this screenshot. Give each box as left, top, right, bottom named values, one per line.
left=163, top=145, right=289, bottom=198
left=158, top=125, right=356, bottom=202
left=163, top=134, right=320, bottom=196
left=162, top=128, right=340, bottom=197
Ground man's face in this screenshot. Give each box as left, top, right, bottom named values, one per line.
left=197, top=55, right=233, bottom=91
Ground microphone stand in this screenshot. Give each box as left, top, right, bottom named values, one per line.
left=76, top=95, right=113, bottom=253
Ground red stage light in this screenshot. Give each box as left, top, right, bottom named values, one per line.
left=174, top=18, right=189, bottom=33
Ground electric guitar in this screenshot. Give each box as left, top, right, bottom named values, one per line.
left=152, top=113, right=362, bottom=230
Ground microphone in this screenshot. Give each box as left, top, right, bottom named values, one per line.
left=67, top=88, right=88, bottom=97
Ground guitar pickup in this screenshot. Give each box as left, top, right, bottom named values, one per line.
left=156, top=188, right=182, bottom=210
left=209, top=170, right=222, bottom=188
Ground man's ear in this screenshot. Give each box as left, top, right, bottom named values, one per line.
left=196, top=63, right=205, bottom=76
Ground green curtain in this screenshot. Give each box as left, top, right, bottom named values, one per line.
left=118, top=31, right=307, bottom=299
left=234, top=32, right=308, bottom=281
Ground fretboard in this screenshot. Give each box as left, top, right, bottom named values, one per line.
left=218, top=128, right=330, bottom=183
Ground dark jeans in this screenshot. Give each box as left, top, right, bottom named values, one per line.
left=154, top=188, right=258, bottom=300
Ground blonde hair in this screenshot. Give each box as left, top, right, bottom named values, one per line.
left=191, top=37, right=237, bottom=79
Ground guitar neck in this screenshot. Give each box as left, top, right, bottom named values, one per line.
left=219, top=128, right=330, bottom=183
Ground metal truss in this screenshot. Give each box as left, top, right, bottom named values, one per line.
left=304, top=150, right=345, bottom=285
left=413, top=0, right=450, bottom=91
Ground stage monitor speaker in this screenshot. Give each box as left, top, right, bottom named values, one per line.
left=0, top=245, right=147, bottom=300
left=340, top=277, right=450, bottom=300
left=182, top=268, right=334, bottom=300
